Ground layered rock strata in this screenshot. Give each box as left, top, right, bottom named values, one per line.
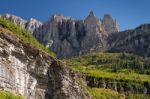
left=0, top=27, right=89, bottom=99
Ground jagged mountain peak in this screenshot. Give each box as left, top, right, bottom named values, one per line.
left=0, top=13, right=119, bottom=58
left=89, top=11, right=95, bottom=16
left=103, top=14, right=113, bottom=19
left=28, top=18, right=42, bottom=24
left=25, top=18, right=43, bottom=34
left=1, top=13, right=26, bottom=21
left=32, top=12, right=118, bottom=58
left=102, top=14, right=119, bottom=34
left=50, top=14, right=74, bottom=22
left=1, top=13, right=26, bottom=28
left=85, top=11, right=97, bottom=21
left=0, top=14, right=43, bottom=34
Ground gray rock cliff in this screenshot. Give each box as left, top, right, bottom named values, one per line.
left=0, top=12, right=118, bottom=58
left=33, top=12, right=118, bottom=58
left=0, top=14, right=42, bottom=34
left=102, top=14, right=118, bottom=35
left=107, top=24, right=150, bottom=57
left=2, top=13, right=150, bottom=58
left=0, top=27, right=89, bottom=99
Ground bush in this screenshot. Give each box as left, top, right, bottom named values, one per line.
left=0, top=91, right=23, bottom=99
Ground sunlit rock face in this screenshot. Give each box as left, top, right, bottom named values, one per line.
left=1, top=14, right=43, bottom=34
left=1, top=12, right=118, bottom=58
left=0, top=14, right=26, bottom=28
left=33, top=12, right=118, bottom=58
left=0, top=27, right=89, bottom=99
left=102, top=14, right=118, bottom=35
left=81, top=11, right=106, bottom=53
left=0, top=28, right=50, bottom=99
left=25, top=18, right=42, bottom=34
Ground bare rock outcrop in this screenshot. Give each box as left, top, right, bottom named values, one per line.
left=0, top=14, right=26, bottom=28
left=0, top=14, right=43, bottom=34
left=0, top=12, right=118, bottom=58
left=102, top=14, right=118, bottom=35
left=25, top=18, right=42, bottom=34
left=33, top=12, right=118, bottom=58
left=107, top=24, right=150, bottom=57
left=0, top=27, right=89, bottom=99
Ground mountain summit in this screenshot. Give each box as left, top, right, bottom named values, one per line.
left=33, top=11, right=118, bottom=58
left=0, top=12, right=124, bottom=58
left=1, top=12, right=150, bottom=58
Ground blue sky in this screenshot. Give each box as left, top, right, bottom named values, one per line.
left=0, top=0, right=150, bottom=31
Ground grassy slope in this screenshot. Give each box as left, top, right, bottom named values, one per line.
left=66, top=52, right=150, bottom=98
left=0, top=91, right=23, bottom=99
left=88, top=88, right=120, bottom=99
left=1, top=18, right=150, bottom=99
left=0, top=18, right=56, bottom=58
left=0, top=18, right=56, bottom=99
left=67, top=52, right=150, bottom=82
left=88, top=88, right=150, bottom=99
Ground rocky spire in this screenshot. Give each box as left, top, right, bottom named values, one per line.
left=0, top=13, right=119, bottom=58
left=84, top=11, right=99, bottom=28
left=102, top=14, right=119, bottom=34
left=35, top=11, right=118, bottom=58
left=89, top=11, right=94, bottom=16
left=1, top=14, right=26, bottom=28
left=85, top=11, right=97, bottom=21
left=25, top=18, right=43, bottom=34
left=50, top=14, right=72, bottom=23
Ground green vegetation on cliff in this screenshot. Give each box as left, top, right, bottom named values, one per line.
left=66, top=52, right=150, bottom=99
left=0, top=91, right=23, bottom=99
left=67, top=52, right=150, bottom=81
left=88, top=88, right=150, bottom=99
left=88, top=88, right=120, bottom=99
left=0, top=18, right=56, bottom=58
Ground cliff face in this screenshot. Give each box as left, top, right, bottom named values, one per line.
left=0, top=14, right=42, bottom=34
left=1, top=13, right=150, bottom=58
left=102, top=14, right=118, bottom=35
left=0, top=12, right=118, bottom=58
left=33, top=11, right=118, bottom=58
left=0, top=27, right=89, bottom=99
left=107, top=24, right=150, bottom=57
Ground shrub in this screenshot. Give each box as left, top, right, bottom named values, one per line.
left=0, top=91, right=23, bottom=99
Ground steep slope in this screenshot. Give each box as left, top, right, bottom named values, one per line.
left=0, top=19, right=89, bottom=99
left=0, top=14, right=42, bottom=34
left=66, top=52, right=150, bottom=98
left=0, top=14, right=26, bottom=28
left=108, top=24, right=150, bottom=57
left=0, top=91, right=23, bottom=99
left=33, top=11, right=118, bottom=58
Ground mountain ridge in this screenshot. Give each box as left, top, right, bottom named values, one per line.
left=1, top=12, right=150, bottom=58
left=1, top=12, right=118, bottom=58
left=1, top=12, right=150, bottom=99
